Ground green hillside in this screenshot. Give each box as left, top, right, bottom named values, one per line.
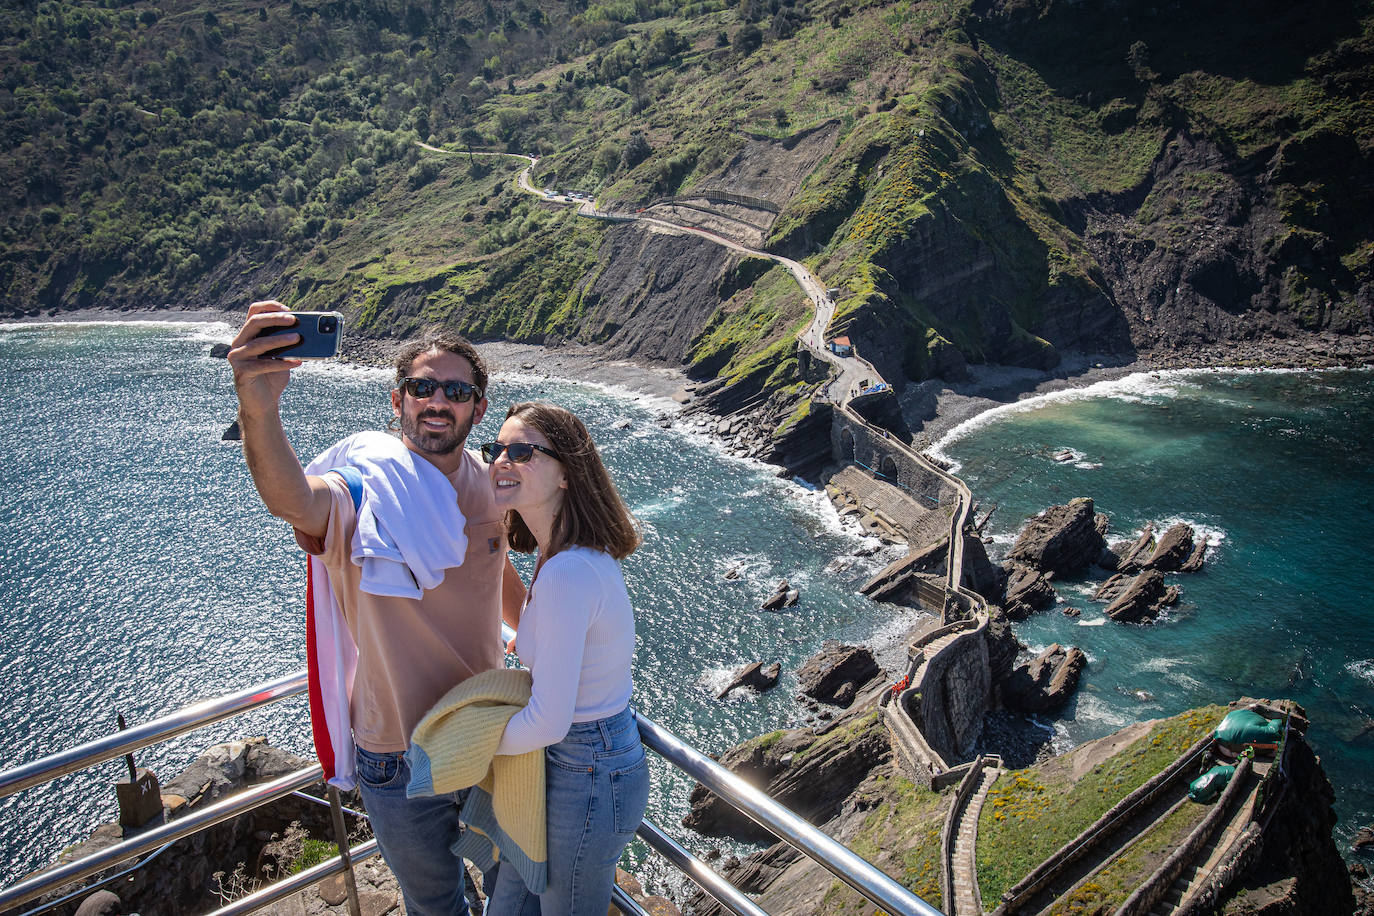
left=3, top=0, right=1370, bottom=391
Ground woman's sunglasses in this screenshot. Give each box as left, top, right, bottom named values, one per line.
left=400, top=377, right=483, bottom=402
left=480, top=442, right=561, bottom=464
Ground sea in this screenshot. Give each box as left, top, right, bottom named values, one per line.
left=0, top=321, right=919, bottom=891
left=2, top=324, right=1369, bottom=898
left=932, top=367, right=1374, bottom=859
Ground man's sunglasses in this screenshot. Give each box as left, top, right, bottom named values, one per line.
left=399, top=377, right=483, bottom=403
left=480, top=442, right=561, bottom=464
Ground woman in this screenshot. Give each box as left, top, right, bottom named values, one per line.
left=481, top=401, right=648, bottom=916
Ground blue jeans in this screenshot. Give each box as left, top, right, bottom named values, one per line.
left=486, top=706, right=650, bottom=916
left=355, top=746, right=492, bottom=916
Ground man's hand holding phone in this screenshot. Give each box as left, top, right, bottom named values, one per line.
left=228, top=301, right=310, bottom=417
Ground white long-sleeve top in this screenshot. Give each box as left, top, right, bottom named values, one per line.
left=495, top=546, right=636, bottom=757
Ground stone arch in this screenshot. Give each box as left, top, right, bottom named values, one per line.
left=878, top=454, right=899, bottom=483
left=840, top=427, right=855, bottom=460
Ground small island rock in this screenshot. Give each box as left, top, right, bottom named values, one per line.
left=1002, top=643, right=1087, bottom=713
left=1002, top=563, right=1057, bottom=620
left=1103, top=569, right=1180, bottom=622
left=797, top=640, right=879, bottom=708
left=717, top=662, right=782, bottom=699
left=1008, top=497, right=1109, bottom=575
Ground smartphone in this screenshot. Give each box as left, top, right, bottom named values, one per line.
left=255, top=311, right=343, bottom=359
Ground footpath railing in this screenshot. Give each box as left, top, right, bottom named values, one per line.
left=0, top=662, right=944, bottom=916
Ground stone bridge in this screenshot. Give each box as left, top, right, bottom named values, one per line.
left=830, top=391, right=950, bottom=509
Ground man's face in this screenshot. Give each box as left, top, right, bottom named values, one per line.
left=391, top=350, right=488, bottom=463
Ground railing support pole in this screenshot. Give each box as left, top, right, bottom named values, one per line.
left=327, top=786, right=363, bottom=916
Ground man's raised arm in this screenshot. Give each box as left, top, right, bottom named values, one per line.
left=228, top=301, right=334, bottom=541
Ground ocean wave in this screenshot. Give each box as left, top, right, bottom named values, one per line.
left=292, top=359, right=391, bottom=383
left=1347, top=659, right=1374, bottom=685
left=1149, top=515, right=1229, bottom=548
left=930, top=366, right=1332, bottom=461
left=634, top=494, right=686, bottom=517
left=492, top=369, right=683, bottom=417
left=1066, top=692, right=1136, bottom=731
left=1077, top=617, right=1108, bottom=627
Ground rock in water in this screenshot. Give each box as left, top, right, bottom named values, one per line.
left=717, top=661, right=782, bottom=699
left=797, top=640, right=879, bottom=707
left=1001, top=643, right=1087, bottom=713
left=209, top=343, right=231, bottom=358
left=1144, top=522, right=1196, bottom=571
left=1102, top=569, right=1180, bottom=622
left=1007, top=498, right=1108, bottom=575
left=1002, top=563, right=1057, bottom=620
left=221, top=419, right=242, bottom=441
left=760, top=579, right=796, bottom=610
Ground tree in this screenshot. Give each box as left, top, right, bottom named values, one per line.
left=621, top=131, right=651, bottom=171
left=733, top=23, right=762, bottom=55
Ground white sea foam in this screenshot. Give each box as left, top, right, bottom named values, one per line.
left=928, top=366, right=1333, bottom=466
left=1347, top=659, right=1374, bottom=685
left=634, top=493, right=686, bottom=518
left=1077, top=617, right=1108, bottom=627
left=1069, top=691, right=1135, bottom=731
left=492, top=368, right=683, bottom=417
left=1148, top=515, right=1228, bottom=548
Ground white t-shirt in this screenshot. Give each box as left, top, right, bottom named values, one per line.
left=496, top=546, right=636, bottom=757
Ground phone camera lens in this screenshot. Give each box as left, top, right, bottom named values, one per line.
left=320, top=317, right=337, bottom=332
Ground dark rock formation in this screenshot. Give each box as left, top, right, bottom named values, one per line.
left=73, top=891, right=120, bottom=916
left=797, top=641, right=880, bottom=708
left=1106, top=522, right=1209, bottom=575
left=962, top=534, right=1008, bottom=601
left=1101, top=569, right=1181, bottom=622
left=1143, top=522, right=1197, bottom=571
left=760, top=579, right=800, bottom=610
left=208, top=343, right=231, bottom=359
left=1001, top=643, right=1087, bottom=713
left=717, top=661, right=782, bottom=699
left=1002, top=563, right=1058, bottom=620
left=1223, top=720, right=1356, bottom=916
left=17, top=739, right=369, bottom=916
left=1355, top=825, right=1374, bottom=850
left=983, top=605, right=1022, bottom=683
left=680, top=709, right=891, bottom=843
left=1103, top=522, right=1157, bottom=572
left=1008, top=498, right=1109, bottom=575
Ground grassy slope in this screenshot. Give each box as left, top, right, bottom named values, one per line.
left=2, top=0, right=1369, bottom=383
left=976, top=704, right=1228, bottom=908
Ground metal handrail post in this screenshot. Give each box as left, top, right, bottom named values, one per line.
left=326, top=786, right=362, bottom=916
left=610, top=885, right=652, bottom=916
left=635, top=714, right=944, bottom=916
left=0, top=766, right=323, bottom=911
left=635, top=818, right=769, bottom=916
left=0, top=671, right=307, bottom=799
left=206, top=839, right=380, bottom=916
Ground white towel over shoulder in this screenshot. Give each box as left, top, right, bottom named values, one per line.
left=305, top=430, right=468, bottom=597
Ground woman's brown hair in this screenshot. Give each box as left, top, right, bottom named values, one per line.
left=501, top=401, right=640, bottom=560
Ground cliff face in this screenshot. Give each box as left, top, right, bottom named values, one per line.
left=551, top=223, right=742, bottom=363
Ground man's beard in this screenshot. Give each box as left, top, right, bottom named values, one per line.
left=400, top=405, right=473, bottom=457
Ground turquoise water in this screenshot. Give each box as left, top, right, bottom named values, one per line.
left=0, top=322, right=918, bottom=889
left=936, top=368, right=1374, bottom=857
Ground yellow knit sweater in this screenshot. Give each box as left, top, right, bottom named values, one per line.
left=406, top=667, right=546, bottom=890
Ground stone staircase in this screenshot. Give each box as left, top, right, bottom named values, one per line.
left=949, top=761, right=1001, bottom=916
left=1147, top=763, right=1267, bottom=916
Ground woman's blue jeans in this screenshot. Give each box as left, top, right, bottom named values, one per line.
left=355, top=746, right=490, bottom=916
left=487, top=706, right=651, bottom=916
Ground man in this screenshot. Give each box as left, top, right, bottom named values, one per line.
left=229, top=300, right=524, bottom=915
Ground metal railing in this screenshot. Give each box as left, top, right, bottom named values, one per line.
left=1, top=667, right=945, bottom=916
